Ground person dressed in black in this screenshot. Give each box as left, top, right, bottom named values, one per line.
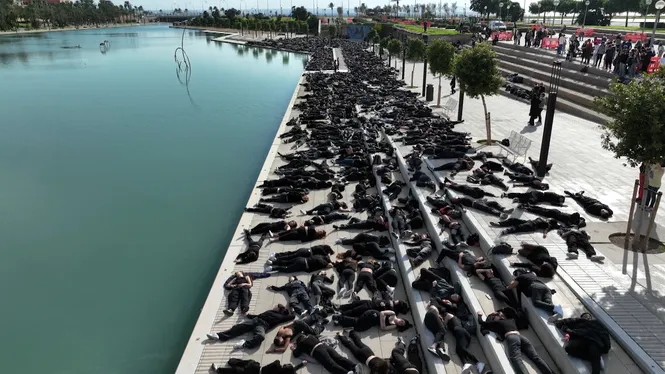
left=268, top=276, right=315, bottom=315
left=245, top=203, right=293, bottom=218
left=223, top=271, right=253, bottom=316
left=249, top=220, right=297, bottom=236
left=502, top=159, right=533, bottom=175
left=268, top=225, right=326, bottom=243
left=449, top=196, right=512, bottom=218
left=441, top=177, right=497, bottom=198
left=503, top=191, right=565, bottom=206
left=337, top=330, right=391, bottom=374
left=338, top=299, right=410, bottom=317
left=268, top=245, right=334, bottom=264
left=353, top=260, right=380, bottom=298
left=491, top=217, right=561, bottom=237
left=334, top=257, right=358, bottom=298
left=504, top=171, right=549, bottom=190
left=476, top=267, right=520, bottom=309
left=304, top=212, right=351, bottom=226
left=436, top=241, right=489, bottom=273
left=511, top=243, right=558, bottom=278
left=340, top=242, right=395, bottom=261
left=210, top=359, right=306, bottom=374
left=206, top=304, right=294, bottom=350
left=235, top=230, right=268, bottom=264
left=391, top=337, right=420, bottom=374
left=528, top=88, right=545, bottom=126
left=470, top=167, right=509, bottom=191
left=267, top=311, right=329, bottom=353
left=558, top=228, right=605, bottom=262
left=309, top=271, right=336, bottom=306
left=260, top=191, right=309, bottom=204
left=410, top=170, right=436, bottom=191
left=507, top=268, right=563, bottom=319
left=554, top=313, right=611, bottom=374
left=336, top=233, right=391, bottom=246
left=519, top=204, right=585, bottom=227
left=266, top=254, right=332, bottom=273
left=292, top=334, right=361, bottom=374
left=432, top=157, right=474, bottom=177
left=564, top=190, right=614, bottom=219
left=478, top=310, right=553, bottom=374
left=301, top=201, right=350, bottom=216
left=332, top=309, right=412, bottom=332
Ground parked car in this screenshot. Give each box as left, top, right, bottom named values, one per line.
left=488, top=20, right=507, bottom=31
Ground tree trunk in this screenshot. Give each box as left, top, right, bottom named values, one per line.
left=436, top=75, right=441, bottom=106
left=625, top=12, right=629, bottom=27
left=388, top=54, right=392, bottom=66
left=481, top=94, right=491, bottom=143
left=411, top=63, right=415, bottom=87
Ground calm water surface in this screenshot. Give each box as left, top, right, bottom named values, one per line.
left=0, top=25, right=305, bottom=374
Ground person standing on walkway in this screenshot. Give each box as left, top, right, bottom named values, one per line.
left=478, top=311, right=554, bottom=374
left=557, top=33, right=566, bottom=56
left=595, top=41, right=606, bottom=68
left=450, top=75, right=456, bottom=94
left=646, top=162, right=664, bottom=210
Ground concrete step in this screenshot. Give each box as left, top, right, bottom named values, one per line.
left=497, top=71, right=610, bottom=124
left=493, top=48, right=613, bottom=90
left=493, top=43, right=616, bottom=80
left=497, top=59, right=609, bottom=99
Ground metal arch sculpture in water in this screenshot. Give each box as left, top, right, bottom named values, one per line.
left=173, top=29, right=197, bottom=106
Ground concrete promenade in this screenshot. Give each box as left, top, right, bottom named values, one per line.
left=390, top=54, right=664, bottom=372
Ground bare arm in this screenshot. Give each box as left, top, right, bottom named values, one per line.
left=506, top=280, right=519, bottom=290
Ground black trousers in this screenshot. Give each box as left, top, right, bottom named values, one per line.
left=338, top=268, right=355, bottom=291
left=216, top=319, right=268, bottom=349
left=566, top=339, right=603, bottom=374
left=313, top=344, right=357, bottom=374
left=337, top=310, right=379, bottom=332
left=275, top=247, right=310, bottom=261
left=451, top=325, right=478, bottom=365
left=289, top=289, right=313, bottom=314
left=227, top=287, right=251, bottom=313
left=272, top=258, right=308, bottom=273
left=340, top=300, right=376, bottom=317
left=423, top=307, right=446, bottom=346
left=354, top=271, right=378, bottom=294
left=567, top=236, right=597, bottom=257
left=339, top=330, right=374, bottom=362
left=214, top=359, right=260, bottom=374
left=391, top=340, right=419, bottom=374
left=504, top=334, right=553, bottom=374
left=353, top=242, right=393, bottom=259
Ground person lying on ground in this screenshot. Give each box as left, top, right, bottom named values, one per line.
left=477, top=310, right=554, bottom=374
left=309, top=271, right=336, bottom=307
left=337, top=242, right=395, bottom=261
left=336, top=298, right=410, bottom=317
left=510, top=242, right=558, bottom=278
left=266, top=310, right=329, bottom=353
left=502, top=159, right=533, bottom=175
left=390, top=337, right=421, bottom=374
left=245, top=203, right=294, bottom=218
left=519, top=203, right=586, bottom=227
left=235, top=230, right=268, bottom=264
left=334, top=257, right=358, bottom=298
left=558, top=227, right=605, bottom=262
left=504, top=171, right=549, bottom=190
left=210, top=358, right=307, bottom=374
left=268, top=276, right=316, bottom=315
left=259, top=191, right=310, bottom=205
left=266, top=255, right=333, bottom=273
left=436, top=240, right=490, bottom=273
left=507, top=268, right=564, bottom=321
left=332, top=309, right=413, bottom=332
left=424, top=302, right=487, bottom=373
left=468, top=168, right=509, bottom=191
left=268, top=245, right=334, bottom=263
left=564, top=190, right=613, bottom=219
left=336, top=233, right=391, bottom=246
left=337, top=330, right=391, bottom=374
left=411, top=267, right=461, bottom=300
left=449, top=196, right=512, bottom=218
left=223, top=271, right=253, bottom=316
left=206, top=304, right=294, bottom=350
left=431, top=295, right=477, bottom=336
left=267, top=225, right=327, bottom=243
left=291, top=333, right=362, bottom=374
left=333, top=216, right=388, bottom=232
left=404, top=233, right=435, bottom=268
left=410, top=170, right=436, bottom=191
left=261, top=186, right=310, bottom=196
left=502, top=190, right=565, bottom=206
left=553, top=312, right=611, bottom=374
left=441, top=177, right=498, bottom=198
left=249, top=220, right=297, bottom=236
left=491, top=217, right=561, bottom=237
left=475, top=267, right=521, bottom=309
left=432, top=156, right=474, bottom=177
left=301, top=201, right=351, bottom=216
left=304, top=212, right=351, bottom=226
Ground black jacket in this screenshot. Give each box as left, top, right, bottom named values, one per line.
left=555, top=318, right=611, bottom=353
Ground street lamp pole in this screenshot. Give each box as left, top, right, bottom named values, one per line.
left=582, top=0, right=590, bottom=27
left=499, top=2, right=504, bottom=21
left=643, top=0, right=649, bottom=34
left=654, top=0, right=665, bottom=39
left=537, top=61, right=562, bottom=177
left=553, top=0, right=559, bottom=26
left=483, top=5, right=487, bottom=19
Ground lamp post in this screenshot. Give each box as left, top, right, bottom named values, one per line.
left=499, top=2, right=504, bottom=20
left=654, top=0, right=665, bottom=39
left=537, top=61, right=562, bottom=177
left=507, top=3, right=511, bottom=21
left=553, top=0, right=559, bottom=26
left=643, top=0, right=649, bottom=33
left=484, top=5, right=487, bottom=19
left=421, top=34, right=429, bottom=97
left=582, top=0, right=590, bottom=27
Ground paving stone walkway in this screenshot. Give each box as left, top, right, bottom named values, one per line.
left=391, top=56, right=665, bottom=372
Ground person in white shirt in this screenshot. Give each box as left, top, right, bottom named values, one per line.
left=557, top=33, right=566, bottom=56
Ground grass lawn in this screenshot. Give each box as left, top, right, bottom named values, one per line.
left=395, top=24, right=459, bottom=35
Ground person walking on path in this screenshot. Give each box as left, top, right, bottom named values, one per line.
left=646, top=162, right=664, bottom=210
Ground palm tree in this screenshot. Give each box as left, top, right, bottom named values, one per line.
left=328, top=2, right=334, bottom=16
left=390, top=0, right=400, bottom=17
left=404, top=4, right=410, bottom=17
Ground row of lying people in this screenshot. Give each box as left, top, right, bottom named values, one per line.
left=206, top=64, right=432, bottom=374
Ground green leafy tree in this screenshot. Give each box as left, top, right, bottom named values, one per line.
left=367, top=29, right=379, bottom=51
left=427, top=39, right=456, bottom=106
left=291, top=5, right=309, bottom=20
left=328, top=24, right=337, bottom=39
left=379, top=36, right=389, bottom=57
left=506, top=2, right=522, bottom=22
left=405, top=37, right=426, bottom=88
left=454, top=43, right=502, bottom=143
left=387, top=38, right=401, bottom=68
left=595, top=75, right=665, bottom=168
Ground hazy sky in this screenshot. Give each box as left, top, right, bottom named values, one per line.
left=148, top=0, right=542, bottom=12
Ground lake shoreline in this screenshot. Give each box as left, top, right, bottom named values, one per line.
left=0, top=23, right=167, bottom=35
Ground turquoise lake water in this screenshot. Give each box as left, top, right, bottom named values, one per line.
left=0, top=25, right=305, bottom=374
